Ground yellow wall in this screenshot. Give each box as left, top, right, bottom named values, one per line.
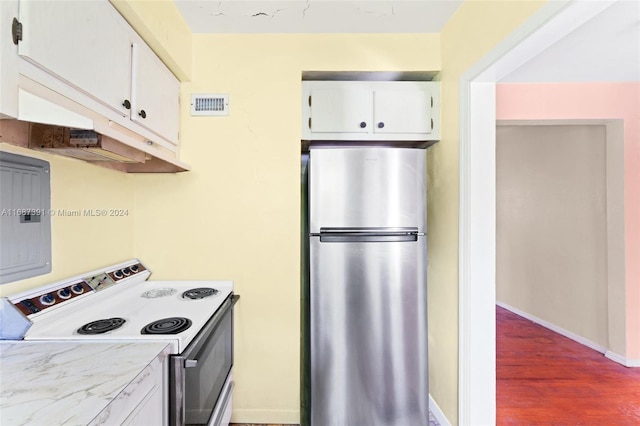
left=431, top=1, right=548, bottom=422
left=0, top=143, right=134, bottom=296
left=131, top=33, right=440, bottom=423
left=0, top=0, right=554, bottom=423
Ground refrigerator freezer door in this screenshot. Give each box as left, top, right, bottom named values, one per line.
left=310, top=236, right=428, bottom=426
left=309, top=148, right=426, bottom=233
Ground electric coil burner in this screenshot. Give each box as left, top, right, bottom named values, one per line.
left=141, top=317, right=193, bottom=335
left=77, top=317, right=126, bottom=335
left=182, top=287, right=218, bottom=299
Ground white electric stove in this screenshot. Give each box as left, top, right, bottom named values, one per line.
left=8, top=259, right=236, bottom=426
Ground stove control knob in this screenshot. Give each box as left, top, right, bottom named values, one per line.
left=113, top=270, right=124, bottom=279
left=71, top=284, right=85, bottom=294
left=57, top=288, right=71, bottom=299
left=21, top=300, right=40, bottom=314
left=122, top=267, right=131, bottom=276
left=130, top=264, right=139, bottom=273
left=40, top=294, right=55, bottom=306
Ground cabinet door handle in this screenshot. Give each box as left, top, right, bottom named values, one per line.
left=377, top=122, right=384, bottom=129
left=122, top=99, right=131, bottom=110
left=308, top=117, right=312, bottom=129
left=359, top=121, right=367, bottom=128
left=138, top=110, right=147, bottom=119
left=11, top=18, right=22, bottom=45
left=431, top=118, right=434, bottom=130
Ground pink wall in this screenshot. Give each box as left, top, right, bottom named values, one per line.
left=496, top=82, right=640, bottom=360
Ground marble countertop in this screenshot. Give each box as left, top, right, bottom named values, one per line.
left=0, top=341, right=169, bottom=425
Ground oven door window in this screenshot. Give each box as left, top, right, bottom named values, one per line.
left=184, top=303, right=233, bottom=425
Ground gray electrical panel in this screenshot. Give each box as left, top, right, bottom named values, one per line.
left=0, top=151, right=51, bottom=284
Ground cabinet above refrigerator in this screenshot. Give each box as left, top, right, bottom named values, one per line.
left=301, top=80, right=440, bottom=147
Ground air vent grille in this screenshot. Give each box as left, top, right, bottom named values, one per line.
left=191, top=93, right=229, bottom=116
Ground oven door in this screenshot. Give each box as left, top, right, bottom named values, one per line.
left=171, top=294, right=236, bottom=426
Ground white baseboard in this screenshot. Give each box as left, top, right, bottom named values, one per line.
left=605, top=350, right=640, bottom=368
left=496, top=301, right=608, bottom=354
left=497, top=301, right=640, bottom=369
left=429, top=394, right=451, bottom=426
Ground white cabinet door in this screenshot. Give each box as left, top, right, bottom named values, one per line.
left=309, top=88, right=372, bottom=135
left=18, top=0, right=132, bottom=117
left=373, top=89, right=433, bottom=135
left=89, top=346, right=168, bottom=426
left=131, top=43, right=179, bottom=145
left=120, top=382, right=164, bottom=426
left=302, top=81, right=439, bottom=141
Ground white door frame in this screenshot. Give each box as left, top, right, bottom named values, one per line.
left=457, top=1, right=619, bottom=424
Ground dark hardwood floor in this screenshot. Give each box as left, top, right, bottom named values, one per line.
left=497, top=305, right=640, bottom=425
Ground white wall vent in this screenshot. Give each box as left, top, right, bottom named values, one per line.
left=190, top=93, right=229, bottom=116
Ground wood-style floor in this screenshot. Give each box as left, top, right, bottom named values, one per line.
left=497, top=305, right=640, bottom=425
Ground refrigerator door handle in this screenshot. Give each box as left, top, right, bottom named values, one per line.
left=316, top=227, right=422, bottom=243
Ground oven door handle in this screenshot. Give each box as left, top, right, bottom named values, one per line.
left=171, top=355, right=187, bottom=426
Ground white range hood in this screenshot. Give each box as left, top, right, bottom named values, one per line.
left=2, top=83, right=190, bottom=173
left=18, top=89, right=94, bottom=130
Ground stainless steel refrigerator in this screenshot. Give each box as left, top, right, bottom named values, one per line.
left=308, top=147, right=428, bottom=426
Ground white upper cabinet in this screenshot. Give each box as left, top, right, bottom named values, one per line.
left=11, top=0, right=180, bottom=149
left=373, top=89, right=433, bottom=135
left=308, top=88, right=372, bottom=135
left=131, top=43, right=180, bottom=145
left=18, top=0, right=132, bottom=118
left=302, top=81, right=440, bottom=141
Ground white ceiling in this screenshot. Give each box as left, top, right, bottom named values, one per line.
left=174, top=0, right=639, bottom=83
left=500, top=0, right=640, bottom=82
left=174, top=0, right=463, bottom=33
